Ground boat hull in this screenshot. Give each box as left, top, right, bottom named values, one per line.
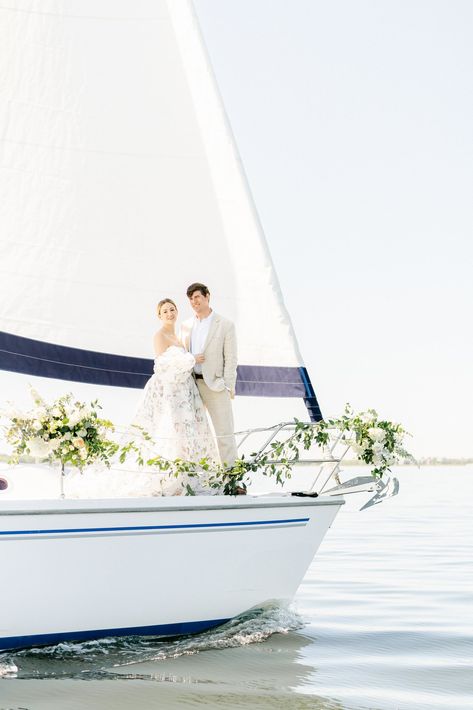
left=0, top=495, right=343, bottom=651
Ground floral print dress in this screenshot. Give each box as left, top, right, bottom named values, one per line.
left=131, top=346, right=218, bottom=494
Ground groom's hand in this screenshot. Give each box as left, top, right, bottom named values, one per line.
left=194, top=353, right=205, bottom=364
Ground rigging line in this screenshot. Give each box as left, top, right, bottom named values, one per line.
left=0, top=349, right=150, bottom=377
left=237, top=380, right=302, bottom=386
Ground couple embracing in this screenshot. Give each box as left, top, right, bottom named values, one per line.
left=133, top=283, right=240, bottom=495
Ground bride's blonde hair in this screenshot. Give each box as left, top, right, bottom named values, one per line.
left=157, top=298, right=177, bottom=316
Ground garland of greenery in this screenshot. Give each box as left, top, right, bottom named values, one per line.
left=119, top=405, right=413, bottom=496
left=2, top=391, right=413, bottom=496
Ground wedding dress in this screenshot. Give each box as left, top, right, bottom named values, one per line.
left=130, top=346, right=218, bottom=495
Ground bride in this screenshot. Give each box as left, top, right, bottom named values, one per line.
left=66, top=299, right=218, bottom=500
left=131, top=298, right=218, bottom=494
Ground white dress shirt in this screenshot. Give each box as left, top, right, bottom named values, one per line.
left=190, top=311, right=214, bottom=374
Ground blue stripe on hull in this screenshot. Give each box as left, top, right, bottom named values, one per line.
left=0, top=517, right=309, bottom=538
left=0, top=618, right=230, bottom=652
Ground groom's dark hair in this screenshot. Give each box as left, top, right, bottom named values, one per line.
left=186, top=282, right=210, bottom=298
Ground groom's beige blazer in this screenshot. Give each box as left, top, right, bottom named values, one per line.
left=181, top=312, right=238, bottom=393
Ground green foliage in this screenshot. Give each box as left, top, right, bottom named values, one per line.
left=119, top=404, right=413, bottom=495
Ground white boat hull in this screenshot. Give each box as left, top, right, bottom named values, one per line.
left=0, top=495, right=343, bottom=651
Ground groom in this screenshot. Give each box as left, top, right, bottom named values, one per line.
left=181, top=282, right=238, bottom=468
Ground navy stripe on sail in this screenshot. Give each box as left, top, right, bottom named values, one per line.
left=299, top=366, right=323, bottom=422
left=236, top=365, right=305, bottom=397
left=236, top=365, right=322, bottom=421
left=0, top=331, right=322, bottom=420
left=0, top=330, right=152, bottom=388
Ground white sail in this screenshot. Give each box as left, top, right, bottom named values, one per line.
left=0, top=0, right=320, bottom=426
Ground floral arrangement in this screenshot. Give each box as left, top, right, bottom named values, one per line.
left=2, top=387, right=118, bottom=470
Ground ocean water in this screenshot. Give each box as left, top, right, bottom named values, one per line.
left=1, top=466, right=472, bottom=710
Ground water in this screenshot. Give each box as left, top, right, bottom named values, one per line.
left=1, top=466, right=472, bottom=709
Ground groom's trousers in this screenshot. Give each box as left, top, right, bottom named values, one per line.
left=195, top=380, right=238, bottom=467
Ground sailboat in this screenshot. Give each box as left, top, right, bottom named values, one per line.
left=0, top=1, right=389, bottom=652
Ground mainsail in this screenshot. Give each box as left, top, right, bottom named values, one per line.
left=0, top=0, right=321, bottom=428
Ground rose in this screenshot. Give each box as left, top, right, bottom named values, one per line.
left=68, top=411, right=83, bottom=428
left=368, top=427, right=386, bottom=443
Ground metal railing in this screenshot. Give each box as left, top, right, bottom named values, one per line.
left=234, top=421, right=347, bottom=495
left=234, top=421, right=398, bottom=508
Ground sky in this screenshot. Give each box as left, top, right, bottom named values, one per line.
left=194, top=0, right=473, bottom=458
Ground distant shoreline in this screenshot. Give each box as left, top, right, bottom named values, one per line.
left=1, top=454, right=472, bottom=466
left=343, top=458, right=473, bottom=466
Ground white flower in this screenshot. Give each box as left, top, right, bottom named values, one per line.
left=350, top=442, right=365, bottom=455
left=77, top=429, right=87, bottom=438
left=32, top=419, right=43, bottom=432
left=28, top=437, right=55, bottom=458
left=51, top=407, right=62, bottom=418
left=368, top=427, right=386, bottom=443
left=79, top=404, right=94, bottom=419
left=68, top=411, right=83, bottom=428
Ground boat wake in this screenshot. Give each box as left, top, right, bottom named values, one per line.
left=0, top=605, right=305, bottom=680
left=0, top=660, right=18, bottom=677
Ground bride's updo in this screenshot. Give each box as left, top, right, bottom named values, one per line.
left=157, top=298, right=177, bottom=316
